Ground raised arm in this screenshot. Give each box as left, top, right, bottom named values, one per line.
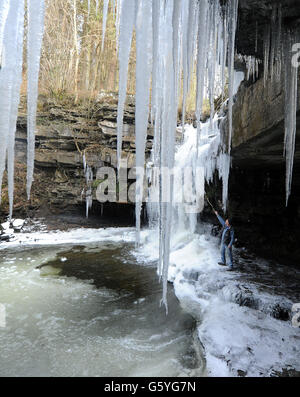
left=215, top=211, right=225, bottom=226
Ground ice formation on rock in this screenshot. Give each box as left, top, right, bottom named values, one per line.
left=116, top=0, right=240, bottom=307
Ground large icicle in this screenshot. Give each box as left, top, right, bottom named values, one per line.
left=7, top=0, right=25, bottom=218
left=0, top=0, right=11, bottom=200
left=196, top=0, right=209, bottom=148
left=181, top=0, right=197, bottom=132
left=263, top=26, right=270, bottom=87
left=207, top=0, right=217, bottom=125
left=83, top=154, right=93, bottom=218
left=150, top=0, right=160, bottom=124
left=283, top=30, right=299, bottom=206
left=115, top=0, right=122, bottom=48
left=101, top=0, right=110, bottom=52
left=26, top=0, right=45, bottom=199
left=158, top=0, right=177, bottom=312
left=0, top=0, right=25, bottom=209
left=172, top=0, right=182, bottom=107
left=135, top=0, right=152, bottom=246
left=227, top=0, right=239, bottom=154
left=116, top=0, right=135, bottom=168
left=0, top=0, right=9, bottom=63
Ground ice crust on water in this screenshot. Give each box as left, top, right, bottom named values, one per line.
left=0, top=226, right=136, bottom=250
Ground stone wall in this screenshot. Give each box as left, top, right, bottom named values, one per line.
left=12, top=97, right=153, bottom=217
left=219, top=69, right=300, bottom=265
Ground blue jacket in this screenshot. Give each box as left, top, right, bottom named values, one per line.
left=217, top=214, right=235, bottom=247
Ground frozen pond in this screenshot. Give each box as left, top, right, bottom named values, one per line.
left=0, top=229, right=203, bottom=377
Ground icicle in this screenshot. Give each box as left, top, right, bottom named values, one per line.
left=263, top=25, right=270, bottom=87
left=227, top=0, right=239, bottom=154
left=172, top=0, right=182, bottom=104
left=210, top=5, right=217, bottom=84
left=115, top=0, right=122, bottom=49
left=135, top=0, right=152, bottom=246
left=283, top=30, right=299, bottom=206
left=95, top=0, right=99, bottom=16
left=255, top=21, right=258, bottom=53
left=116, top=0, right=135, bottom=168
left=218, top=153, right=231, bottom=211
left=181, top=0, right=197, bottom=132
left=0, top=0, right=25, bottom=216
left=221, top=6, right=228, bottom=98
left=0, top=0, right=11, bottom=200
left=101, top=0, right=109, bottom=52
left=150, top=0, right=160, bottom=124
left=269, top=7, right=276, bottom=81
left=0, top=0, right=9, bottom=63
left=159, top=0, right=177, bottom=312
left=88, top=0, right=90, bottom=17
left=275, top=5, right=282, bottom=81
left=82, top=153, right=93, bottom=218
left=238, top=55, right=261, bottom=82
left=7, top=0, right=25, bottom=218
left=208, top=1, right=217, bottom=126
left=85, top=165, right=93, bottom=218
left=196, top=0, right=209, bottom=149
left=26, top=0, right=45, bottom=200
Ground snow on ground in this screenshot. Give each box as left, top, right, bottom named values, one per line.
left=137, top=225, right=300, bottom=377
left=0, top=224, right=136, bottom=250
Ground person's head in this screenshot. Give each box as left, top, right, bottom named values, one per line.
left=225, top=219, right=231, bottom=227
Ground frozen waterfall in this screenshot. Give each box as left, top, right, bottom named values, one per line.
left=115, top=0, right=240, bottom=308
left=0, top=0, right=299, bottom=308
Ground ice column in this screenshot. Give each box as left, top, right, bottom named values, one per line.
left=26, top=0, right=45, bottom=199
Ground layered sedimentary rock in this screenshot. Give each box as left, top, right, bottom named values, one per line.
left=11, top=97, right=153, bottom=215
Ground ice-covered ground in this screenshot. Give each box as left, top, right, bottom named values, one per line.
left=0, top=223, right=136, bottom=249
left=136, top=224, right=300, bottom=377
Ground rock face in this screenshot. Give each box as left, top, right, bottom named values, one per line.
left=13, top=97, right=153, bottom=217
left=236, top=0, right=300, bottom=59
left=220, top=0, right=300, bottom=265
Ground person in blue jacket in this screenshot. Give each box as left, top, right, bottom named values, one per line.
left=214, top=211, right=235, bottom=270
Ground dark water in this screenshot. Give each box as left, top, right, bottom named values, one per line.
left=0, top=241, right=204, bottom=377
